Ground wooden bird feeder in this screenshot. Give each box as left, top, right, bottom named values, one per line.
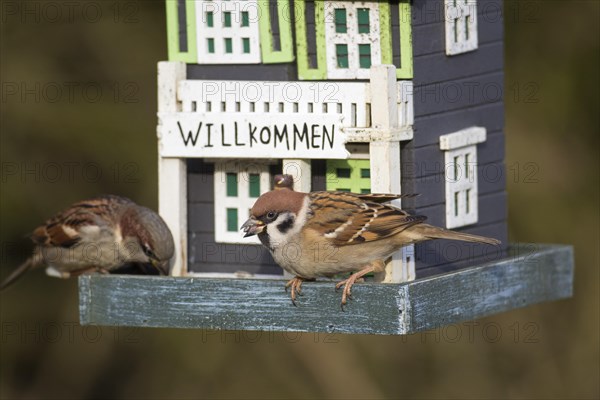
left=79, top=0, right=574, bottom=334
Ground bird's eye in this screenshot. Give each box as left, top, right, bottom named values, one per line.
left=142, top=244, right=156, bottom=259
left=266, top=211, right=277, bottom=221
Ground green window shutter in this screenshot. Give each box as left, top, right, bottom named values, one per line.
left=226, top=208, right=238, bottom=232
left=258, top=0, right=294, bottom=63
left=226, top=173, right=238, bottom=196
left=334, top=9, right=347, bottom=33
left=207, top=38, right=215, bottom=53
left=224, top=38, right=233, bottom=53
left=241, top=11, right=249, bottom=27
left=379, top=1, right=413, bottom=79
left=336, top=44, right=349, bottom=68
left=295, top=0, right=327, bottom=79
left=242, top=38, right=250, bottom=54
left=326, top=160, right=371, bottom=193
left=165, top=0, right=197, bottom=63
left=359, top=44, right=371, bottom=68
left=224, top=12, right=232, bottom=27
left=357, top=8, right=370, bottom=33
left=249, top=174, right=260, bottom=197
left=206, top=11, right=214, bottom=27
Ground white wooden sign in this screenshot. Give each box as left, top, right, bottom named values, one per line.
left=158, top=112, right=350, bottom=159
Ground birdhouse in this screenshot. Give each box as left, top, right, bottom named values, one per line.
left=79, top=0, right=574, bottom=334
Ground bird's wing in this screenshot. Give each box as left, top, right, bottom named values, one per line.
left=306, top=192, right=426, bottom=246
left=356, top=193, right=419, bottom=203
left=31, top=196, right=127, bottom=247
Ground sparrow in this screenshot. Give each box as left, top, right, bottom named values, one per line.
left=0, top=195, right=175, bottom=290
left=273, top=174, right=295, bottom=190
left=241, top=178, right=500, bottom=308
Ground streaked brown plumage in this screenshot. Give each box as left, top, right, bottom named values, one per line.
left=0, top=195, right=175, bottom=290
left=242, top=177, right=500, bottom=308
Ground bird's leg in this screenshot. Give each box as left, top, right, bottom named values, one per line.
left=285, top=276, right=306, bottom=306
left=335, top=260, right=385, bottom=309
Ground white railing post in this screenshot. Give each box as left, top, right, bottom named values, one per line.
left=369, top=65, right=415, bottom=283
left=158, top=61, right=188, bottom=276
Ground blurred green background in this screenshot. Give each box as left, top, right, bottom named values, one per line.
left=1, top=1, right=598, bottom=398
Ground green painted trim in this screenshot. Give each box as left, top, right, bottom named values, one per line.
left=397, top=1, right=413, bottom=79
left=326, top=159, right=371, bottom=193
left=166, top=0, right=197, bottom=63
left=226, top=208, right=238, bottom=232
left=379, top=2, right=393, bottom=66
left=295, top=0, right=327, bottom=80
left=258, top=0, right=294, bottom=64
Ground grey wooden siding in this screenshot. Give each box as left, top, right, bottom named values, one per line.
left=407, top=0, right=508, bottom=275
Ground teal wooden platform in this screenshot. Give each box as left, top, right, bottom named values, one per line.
left=79, top=244, right=574, bottom=335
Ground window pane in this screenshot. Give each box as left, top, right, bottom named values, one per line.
left=361, top=188, right=371, bottom=194
left=358, top=9, right=370, bottom=33
left=241, top=11, right=249, bottom=27
left=227, top=208, right=238, bottom=232
left=334, top=9, right=347, bottom=33
left=337, top=188, right=351, bottom=192
left=224, top=12, right=232, bottom=27
left=359, top=44, right=371, bottom=68
left=242, top=38, right=250, bottom=53
left=360, top=168, right=370, bottom=178
left=206, top=11, right=214, bottom=27
left=226, top=173, right=238, bottom=196
left=336, top=44, right=349, bottom=68
left=207, top=38, right=214, bottom=53
left=249, top=173, right=260, bottom=197
left=224, top=38, right=232, bottom=53
left=336, top=168, right=351, bottom=178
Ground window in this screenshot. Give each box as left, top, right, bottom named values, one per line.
left=214, top=162, right=271, bottom=244
left=241, top=11, right=249, bottom=27
left=323, top=2, right=381, bottom=79
left=326, top=159, right=371, bottom=193
left=336, top=44, right=349, bottom=68
left=335, top=9, right=347, bottom=33
left=196, top=0, right=261, bottom=63
left=359, top=44, right=371, bottom=68
left=439, top=127, right=486, bottom=228
left=445, top=0, right=478, bottom=55
left=357, top=8, right=370, bottom=33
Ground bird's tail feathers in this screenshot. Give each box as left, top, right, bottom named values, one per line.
left=417, top=224, right=501, bottom=246
left=0, top=256, right=39, bottom=291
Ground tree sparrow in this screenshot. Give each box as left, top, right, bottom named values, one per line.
left=241, top=183, right=500, bottom=308
left=0, top=195, right=175, bottom=290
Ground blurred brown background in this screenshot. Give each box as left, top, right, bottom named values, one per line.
left=1, top=1, right=598, bottom=398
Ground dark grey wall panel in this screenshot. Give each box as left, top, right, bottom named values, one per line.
left=187, top=64, right=298, bottom=81
left=402, top=130, right=504, bottom=170
left=410, top=102, right=504, bottom=148
left=414, top=220, right=509, bottom=272
left=413, top=71, right=503, bottom=119
left=414, top=41, right=503, bottom=85
left=401, top=162, right=507, bottom=209
left=188, top=203, right=215, bottom=233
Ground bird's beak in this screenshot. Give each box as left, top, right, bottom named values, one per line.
left=241, top=217, right=265, bottom=237
left=151, top=259, right=170, bottom=276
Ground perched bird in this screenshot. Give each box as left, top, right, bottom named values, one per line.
left=0, top=195, right=175, bottom=290
left=241, top=182, right=500, bottom=308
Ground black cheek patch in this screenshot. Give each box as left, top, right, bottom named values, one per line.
left=276, top=216, right=295, bottom=234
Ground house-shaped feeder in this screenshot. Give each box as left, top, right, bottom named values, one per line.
left=79, top=0, right=574, bottom=335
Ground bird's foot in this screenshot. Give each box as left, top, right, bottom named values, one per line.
left=334, top=261, right=384, bottom=310
left=285, top=276, right=307, bottom=306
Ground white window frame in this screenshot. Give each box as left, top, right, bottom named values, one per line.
left=196, top=0, right=261, bottom=64
left=440, top=126, right=486, bottom=229
left=214, top=161, right=270, bottom=244
left=444, top=0, right=478, bottom=56
left=324, top=1, right=382, bottom=79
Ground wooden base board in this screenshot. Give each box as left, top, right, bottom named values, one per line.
left=79, top=244, right=573, bottom=335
